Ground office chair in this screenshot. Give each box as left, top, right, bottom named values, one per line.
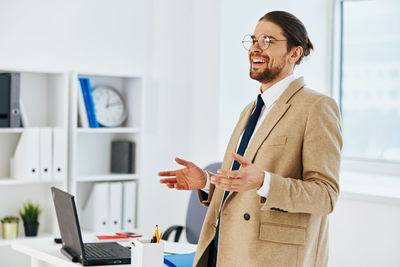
left=162, top=162, right=222, bottom=244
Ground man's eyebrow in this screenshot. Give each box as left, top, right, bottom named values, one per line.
left=252, top=34, right=280, bottom=40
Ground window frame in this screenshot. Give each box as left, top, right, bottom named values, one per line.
left=331, top=0, right=400, bottom=176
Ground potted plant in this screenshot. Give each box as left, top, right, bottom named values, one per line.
left=19, top=201, right=42, bottom=237
left=1, top=216, right=19, bottom=239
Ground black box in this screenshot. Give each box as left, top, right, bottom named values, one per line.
left=111, top=140, right=135, bottom=173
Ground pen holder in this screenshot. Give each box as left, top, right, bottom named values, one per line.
left=132, top=239, right=164, bottom=267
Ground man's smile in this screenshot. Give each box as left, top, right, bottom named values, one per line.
left=251, top=56, right=268, bottom=68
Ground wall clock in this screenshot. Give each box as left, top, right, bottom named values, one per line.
left=92, top=85, right=128, bottom=127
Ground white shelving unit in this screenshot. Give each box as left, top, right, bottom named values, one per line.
left=0, top=70, right=69, bottom=243
left=69, top=72, right=143, bottom=233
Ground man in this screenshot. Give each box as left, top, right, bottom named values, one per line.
left=159, top=11, right=342, bottom=267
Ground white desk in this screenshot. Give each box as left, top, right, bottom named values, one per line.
left=11, top=237, right=197, bottom=267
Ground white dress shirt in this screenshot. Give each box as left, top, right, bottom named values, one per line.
left=202, top=74, right=296, bottom=198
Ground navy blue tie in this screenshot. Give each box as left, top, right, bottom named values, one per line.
left=213, top=94, right=265, bottom=249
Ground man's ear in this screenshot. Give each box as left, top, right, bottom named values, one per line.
left=288, top=46, right=303, bottom=64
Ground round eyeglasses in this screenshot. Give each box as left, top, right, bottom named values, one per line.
left=242, top=34, right=288, bottom=50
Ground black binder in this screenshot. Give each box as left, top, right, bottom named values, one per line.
left=10, top=73, right=21, bottom=127
left=0, top=73, right=21, bottom=128
left=0, top=73, right=11, bottom=127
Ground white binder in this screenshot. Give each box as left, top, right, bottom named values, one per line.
left=39, top=127, right=53, bottom=180
left=77, top=80, right=89, bottom=128
left=109, top=182, right=123, bottom=232
left=53, top=127, right=67, bottom=181
left=10, top=127, right=40, bottom=181
left=81, top=182, right=109, bottom=232
left=122, top=181, right=137, bottom=231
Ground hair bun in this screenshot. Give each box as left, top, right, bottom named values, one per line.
left=304, top=37, right=314, bottom=57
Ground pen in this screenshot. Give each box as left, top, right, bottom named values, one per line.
left=157, top=232, right=162, bottom=243
left=151, top=225, right=160, bottom=243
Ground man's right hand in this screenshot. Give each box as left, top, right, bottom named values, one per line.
left=159, top=157, right=207, bottom=190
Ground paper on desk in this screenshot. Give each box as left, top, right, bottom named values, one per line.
left=163, top=241, right=197, bottom=254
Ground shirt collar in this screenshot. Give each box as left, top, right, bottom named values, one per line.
left=260, top=74, right=295, bottom=109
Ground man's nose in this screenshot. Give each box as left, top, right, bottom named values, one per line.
left=250, top=40, right=262, bottom=52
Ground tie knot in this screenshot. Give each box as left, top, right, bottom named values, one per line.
left=256, top=94, right=264, bottom=110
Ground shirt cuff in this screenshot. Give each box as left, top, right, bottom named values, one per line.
left=257, top=171, right=271, bottom=197
left=200, top=170, right=210, bottom=194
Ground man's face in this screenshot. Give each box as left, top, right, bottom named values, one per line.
left=248, top=20, right=291, bottom=84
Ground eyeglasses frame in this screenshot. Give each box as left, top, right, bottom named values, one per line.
left=242, top=34, right=288, bottom=51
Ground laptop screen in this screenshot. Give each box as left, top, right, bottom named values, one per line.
left=51, top=187, right=86, bottom=260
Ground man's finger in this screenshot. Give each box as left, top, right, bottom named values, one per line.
left=211, top=175, right=241, bottom=186
left=160, top=178, right=177, bottom=184
left=212, top=181, right=238, bottom=192
left=175, top=157, right=192, bottom=167
left=166, top=183, right=175, bottom=188
left=158, top=170, right=177, bottom=177
left=232, top=152, right=251, bottom=167
left=217, top=169, right=241, bottom=178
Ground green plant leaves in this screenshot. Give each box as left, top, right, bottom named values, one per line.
left=1, top=216, right=19, bottom=223
left=19, top=201, right=42, bottom=224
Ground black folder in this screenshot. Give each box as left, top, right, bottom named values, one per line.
left=0, top=73, right=11, bottom=127
left=0, top=73, right=21, bottom=127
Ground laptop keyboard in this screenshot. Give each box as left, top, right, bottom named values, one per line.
left=84, top=244, right=115, bottom=258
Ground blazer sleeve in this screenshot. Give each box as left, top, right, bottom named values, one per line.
left=262, top=95, right=342, bottom=215
left=197, top=171, right=216, bottom=206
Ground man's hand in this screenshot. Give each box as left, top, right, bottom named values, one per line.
left=159, top=157, right=207, bottom=190
left=210, top=152, right=265, bottom=192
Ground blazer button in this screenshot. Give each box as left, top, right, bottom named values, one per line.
left=243, top=213, right=250, bottom=221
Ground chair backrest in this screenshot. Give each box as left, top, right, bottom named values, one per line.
left=185, top=162, right=222, bottom=244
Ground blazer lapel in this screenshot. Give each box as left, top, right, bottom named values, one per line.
left=221, top=101, right=256, bottom=171
left=244, top=77, right=305, bottom=163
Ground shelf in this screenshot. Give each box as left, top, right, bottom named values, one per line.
left=76, top=174, right=139, bottom=182
left=0, top=233, right=54, bottom=247
left=76, top=127, right=141, bottom=134
left=0, top=179, right=63, bottom=186
left=0, top=128, right=24, bottom=134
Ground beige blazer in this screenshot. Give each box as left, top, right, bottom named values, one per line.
left=194, top=77, right=342, bottom=267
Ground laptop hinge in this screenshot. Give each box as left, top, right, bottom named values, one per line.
left=61, top=247, right=80, bottom=263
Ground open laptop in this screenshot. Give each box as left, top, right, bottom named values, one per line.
left=51, top=186, right=131, bottom=265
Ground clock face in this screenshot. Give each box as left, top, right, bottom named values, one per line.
left=92, top=85, right=128, bottom=127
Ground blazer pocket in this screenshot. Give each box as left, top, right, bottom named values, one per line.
left=259, top=222, right=305, bottom=245
left=265, top=135, right=287, bottom=146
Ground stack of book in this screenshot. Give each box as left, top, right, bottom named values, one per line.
left=78, top=78, right=99, bottom=128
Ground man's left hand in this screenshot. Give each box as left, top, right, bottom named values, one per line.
left=210, top=152, right=265, bottom=192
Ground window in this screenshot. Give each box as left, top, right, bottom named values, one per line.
left=339, top=0, right=400, bottom=164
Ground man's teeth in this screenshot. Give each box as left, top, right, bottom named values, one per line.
left=253, top=59, right=265, bottom=63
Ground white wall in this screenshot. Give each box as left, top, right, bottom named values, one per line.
left=141, top=0, right=221, bottom=236
left=0, top=0, right=146, bottom=75
left=329, top=194, right=400, bottom=267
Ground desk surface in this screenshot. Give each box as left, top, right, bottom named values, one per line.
left=11, top=237, right=197, bottom=267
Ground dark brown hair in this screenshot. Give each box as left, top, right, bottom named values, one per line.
left=259, top=11, right=314, bottom=65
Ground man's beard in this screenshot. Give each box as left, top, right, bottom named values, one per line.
left=249, top=56, right=286, bottom=83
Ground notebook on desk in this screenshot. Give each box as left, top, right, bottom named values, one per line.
left=164, top=252, right=195, bottom=267
left=51, top=187, right=131, bottom=266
